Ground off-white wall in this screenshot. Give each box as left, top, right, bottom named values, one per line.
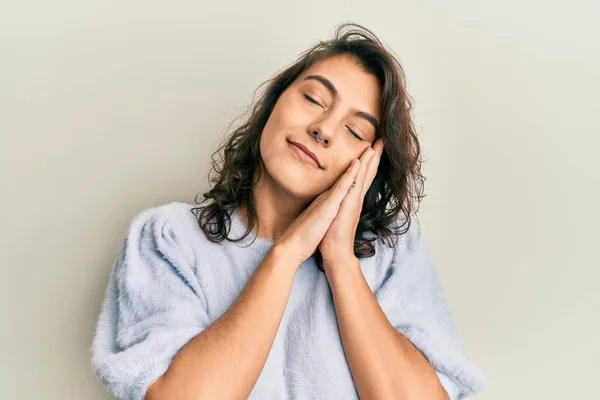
left=1, top=1, right=598, bottom=399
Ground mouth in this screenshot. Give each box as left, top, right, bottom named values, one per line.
left=287, top=139, right=323, bottom=169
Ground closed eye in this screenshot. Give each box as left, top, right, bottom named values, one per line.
left=303, top=94, right=322, bottom=107
left=346, top=126, right=364, bottom=141
left=304, top=94, right=364, bottom=141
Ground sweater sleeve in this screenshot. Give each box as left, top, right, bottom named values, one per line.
left=374, top=222, right=485, bottom=400
left=91, top=207, right=210, bottom=400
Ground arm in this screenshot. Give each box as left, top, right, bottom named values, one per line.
left=147, top=244, right=297, bottom=400
left=322, top=224, right=485, bottom=400
left=91, top=207, right=302, bottom=400
left=325, top=257, right=449, bottom=400
left=94, top=161, right=364, bottom=400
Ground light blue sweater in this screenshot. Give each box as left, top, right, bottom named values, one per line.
left=91, top=202, right=485, bottom=400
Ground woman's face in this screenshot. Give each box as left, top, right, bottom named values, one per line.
left=260, top=55, right=382, bottom=200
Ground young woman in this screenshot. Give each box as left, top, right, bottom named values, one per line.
left=91, top=23, right=485, bottom=400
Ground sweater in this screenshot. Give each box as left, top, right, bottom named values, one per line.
left=90, top=201, right=485, bottom=399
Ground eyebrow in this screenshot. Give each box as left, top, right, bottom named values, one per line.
left=303, top=74, right=380, bottom=133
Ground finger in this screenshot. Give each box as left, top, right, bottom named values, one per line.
left=328, top=158, right=361, bottom=205
left=362, top=138, right=384, bottom=197
left=338, top=148, right=375, bottom=216
left=353, top=147, right=375, bottom=197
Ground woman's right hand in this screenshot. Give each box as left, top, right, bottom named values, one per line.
left=273, top=158, right=362, bottom=266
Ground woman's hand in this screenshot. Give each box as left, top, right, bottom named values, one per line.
left=318, top=138, right=384, bottom=269
left=273, top=155, right=362, bottom=267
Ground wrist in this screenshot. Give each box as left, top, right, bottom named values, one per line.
left=269, top=241, right=303, bottom=272
left=322, top=253, right=358, bottom=269
left=323, top=256, right=362, bottom=282
left=322, top=255, right=359, bottom=276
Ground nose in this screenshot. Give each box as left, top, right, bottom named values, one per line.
left=307, top=117, right=336, bottom=145
left=313, top=131, right=327, bottom=144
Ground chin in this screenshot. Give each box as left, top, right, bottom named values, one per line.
left=265, top=158, right=319, bottom=198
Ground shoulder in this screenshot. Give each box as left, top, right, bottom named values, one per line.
left=125, top=201, right=199, bottom=237
left=121, top=202, right=202, bottom=265
left=128, top=201, right=195, bottom=224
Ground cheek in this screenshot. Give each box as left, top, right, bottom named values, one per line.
left=260, top=97, right=308, bottom=158
left=324, top=152, right=362, bottom=184
left=269, top=95, right=309, bottom=129
left=333, top=150, right=361, bottom=172
left=320, top=161, right=351, bottom=188
left=260, top=112, right=288, bottom=161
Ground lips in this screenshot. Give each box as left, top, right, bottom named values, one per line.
left=287, top=139, right=323, bottom=169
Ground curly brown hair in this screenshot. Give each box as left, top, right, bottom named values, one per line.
left=191, top=22, right=426, bottom=271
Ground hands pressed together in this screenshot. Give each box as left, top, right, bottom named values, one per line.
left=274, top=138, right=385, bottom=272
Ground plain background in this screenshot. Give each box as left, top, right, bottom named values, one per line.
left=1, top=1, right=598, bottom=399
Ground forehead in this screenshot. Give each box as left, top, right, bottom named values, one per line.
left=298, top=55, right=382, bottom=118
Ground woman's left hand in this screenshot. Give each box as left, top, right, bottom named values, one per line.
left=318, top=138, right=384, bottom=271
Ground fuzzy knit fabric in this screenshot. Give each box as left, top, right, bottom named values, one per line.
left=91, top=202, right=485, bottom=400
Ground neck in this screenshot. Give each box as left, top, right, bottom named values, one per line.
left=238, top=166, right=312, bottom=242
